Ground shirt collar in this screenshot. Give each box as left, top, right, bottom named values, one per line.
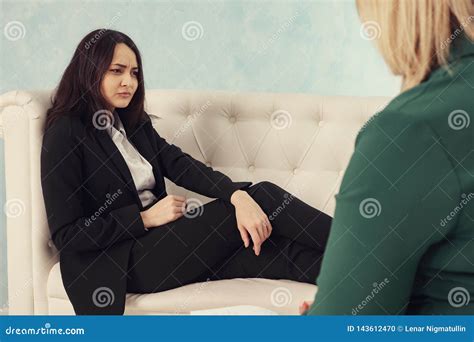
left=108, top=110, right=127, bottom=138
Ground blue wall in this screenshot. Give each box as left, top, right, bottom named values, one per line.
left=0, top=0, right=400, bottom=311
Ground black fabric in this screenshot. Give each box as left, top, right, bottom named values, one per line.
left=41, top=112, right=252, bottom=315
left=126, top=182, right=332, bottom=298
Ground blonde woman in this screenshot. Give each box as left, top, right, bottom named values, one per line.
left=302, top=0, right=473, bottom=315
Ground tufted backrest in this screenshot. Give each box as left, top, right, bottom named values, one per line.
left=0, top=89, right=391, bottom=314
left=147, top=90, right=390, bottom=215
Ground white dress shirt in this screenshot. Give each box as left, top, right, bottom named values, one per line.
left=107, top=111, right=157, bottom=208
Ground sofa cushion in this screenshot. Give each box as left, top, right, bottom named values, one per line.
left=47, top=262, right=317, bottom=315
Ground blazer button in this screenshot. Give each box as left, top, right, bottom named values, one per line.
left=248, top=165, right=255, bottom=172
left=205, top=162, right=212, bottom=167
left=293, top=168, right=299, bottom=175
left=229, top=116, right=236, bottom=123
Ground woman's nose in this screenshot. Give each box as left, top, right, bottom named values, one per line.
left=120, top=73, right=133, bottom=86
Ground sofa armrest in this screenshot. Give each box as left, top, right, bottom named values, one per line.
left=1, top=90, right=57, bottom=314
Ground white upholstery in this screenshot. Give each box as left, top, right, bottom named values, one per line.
left=0, top=89, right=390, bottom=315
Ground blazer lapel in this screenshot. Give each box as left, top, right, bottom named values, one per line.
left=128, top=127, right=156, bottom=169
left=95, top=128, right=143, bottom=209
left=128, top=120, right=164, bottom=194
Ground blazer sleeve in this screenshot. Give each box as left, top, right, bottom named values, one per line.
left=150, top=123, right=252, bottom=202
left=41, top=116, right=148, bottom=253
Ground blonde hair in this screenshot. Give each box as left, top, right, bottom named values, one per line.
left=356, top=0, right=474, bottom=90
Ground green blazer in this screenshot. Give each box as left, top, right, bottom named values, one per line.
left=308, top=34, right=474, bottom=315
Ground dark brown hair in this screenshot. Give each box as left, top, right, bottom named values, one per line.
left=45, top=29, right=146, bottom=132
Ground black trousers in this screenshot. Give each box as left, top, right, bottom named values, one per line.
left=126, top=181, right=332, bottom=294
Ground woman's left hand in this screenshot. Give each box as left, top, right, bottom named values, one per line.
left=231, top=190, right=273, bottom=256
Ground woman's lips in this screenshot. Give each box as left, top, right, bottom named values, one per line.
left=117, top=92, right=131, bottom=98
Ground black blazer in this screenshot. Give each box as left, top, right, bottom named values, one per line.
left=40, top=111, right=252, bottom=315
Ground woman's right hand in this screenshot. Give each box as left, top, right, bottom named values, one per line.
left=140, top=195, right=186, bottom=229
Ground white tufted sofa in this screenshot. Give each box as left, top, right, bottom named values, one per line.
left=0, top=89, right=390, bottom=315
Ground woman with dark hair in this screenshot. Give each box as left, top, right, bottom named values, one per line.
left=41, top=29, right=333, bottom=315
left=45, top=29, right=145, bottom=131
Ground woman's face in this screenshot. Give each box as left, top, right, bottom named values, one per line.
left=100, top=43, right=139, bottom=112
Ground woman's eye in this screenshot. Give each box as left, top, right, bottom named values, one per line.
left=110, top=69, right=138, bottom=77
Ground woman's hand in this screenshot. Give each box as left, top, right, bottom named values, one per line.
left=230, top=190, right=273, bottom=256
left=140, top=195, right=186, bottom=229
left=299, top=300, right=313, bottom=315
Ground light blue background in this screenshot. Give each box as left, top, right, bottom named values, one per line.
left=0, top=0, right=400, bottom=311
